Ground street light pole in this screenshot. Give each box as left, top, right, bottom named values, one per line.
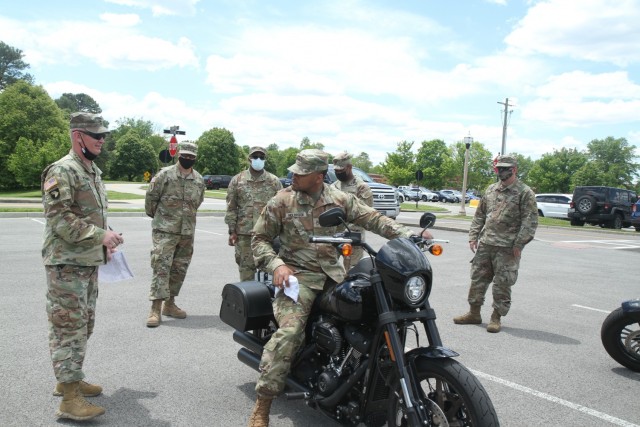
left=459, top=133, right=473, bottom=216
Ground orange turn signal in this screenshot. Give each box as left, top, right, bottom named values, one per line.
left=429, top=244, right=443, bottom=256
left=341, top=243, right=353, bottom=257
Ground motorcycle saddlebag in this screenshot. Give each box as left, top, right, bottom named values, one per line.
left=220, top=281, right=273, bottom=331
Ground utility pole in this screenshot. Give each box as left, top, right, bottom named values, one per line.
left=497, top=98, right=514, bottom=155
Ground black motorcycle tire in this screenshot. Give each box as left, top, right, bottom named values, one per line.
left=600, top=307, right=640, bottom=372
left=388, top=358, right=499, bottom=427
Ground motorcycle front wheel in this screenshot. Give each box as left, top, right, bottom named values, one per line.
left=388, top=358, right=499, bottom=427
left=600, top=307, right=640, bottom=372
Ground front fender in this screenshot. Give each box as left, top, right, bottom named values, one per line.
left=405, top=345, right=459, bottom=361
left=622, top=299, right=640, bottom=313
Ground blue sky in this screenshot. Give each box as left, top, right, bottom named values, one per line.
left=1, top=0, right=638, bottom=165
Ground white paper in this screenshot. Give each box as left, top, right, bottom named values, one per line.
left=99, top=250, right=134, bottom=283
left=275, top=276, right=299, bottom=303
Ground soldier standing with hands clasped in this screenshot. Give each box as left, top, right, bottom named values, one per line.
left=42, top=112, right=123, bottom=421
left=225, top=146, right=282, bottom=281
left=145, top=141, right=205, bottom=327
left=453, top=154, right=538, bottom=333
left=330, top=151, right=373, bottom=269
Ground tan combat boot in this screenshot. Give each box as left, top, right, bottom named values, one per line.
left=162, top=296, right=187, bottom=319
left=56, top=381, right=105, bottom=421
left=53, top=380, right=102, bottom=397
left=453, top=305, right=482, bottom=324
left=146, top=299, right=162, bottom=327
left=487, top=309, right=502, bottom=333
left=248, top=397, right=272, bottom=427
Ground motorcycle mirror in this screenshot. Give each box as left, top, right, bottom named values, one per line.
left=318, top=207, right=347, bottom=227
left=419, top=212, right=436, bottom=229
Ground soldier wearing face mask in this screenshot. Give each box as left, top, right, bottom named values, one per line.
left=225, top=146, right=282, bottom=281
left=330, top=151, right=373, bottom=270
left=453, top=154, right=538, bottom=333
left=145, top=141, right=205, bottom=327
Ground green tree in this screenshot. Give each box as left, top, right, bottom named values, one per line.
left=299, top=136, right=324, bottom=150
left=0, top=41, right=34, bottom=90
left=381, top=141, right=415, bottom=186
left=415, top=139, right=454, bottom=189
left=527, top=148, right=588, bottom=193
left=352, top=152, right=373, bottom=172
left=7, top=134, right=69, bottom=188
left=572, top=136, right=638, bottom=188
left=278, top=147, right=300, bottom=177
left=108, top=130, right=158, bottom=181
left=0, top=81, right=67, bottom=189
left=102, top=118, right=159, bottom=177
left=55, top=93, right=102, bottom=118
left=449, top=140, right=494, bottom=194
left=196, top=127, right=239, bottom=175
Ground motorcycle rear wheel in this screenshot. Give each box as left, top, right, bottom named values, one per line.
left=600, top=307, right=640, bottom=372
left=388, top=358, right=499, bottom=427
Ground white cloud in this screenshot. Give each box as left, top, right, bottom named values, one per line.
left=535, top=71, right=640, bottom=100
left=0, top=16, right=198, bottom=70
left=105, top=0, right=200, bottom=16
left=505, top=0, right=640, bottom=66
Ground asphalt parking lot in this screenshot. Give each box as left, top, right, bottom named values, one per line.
left=1, top=215, right=638, bottom=426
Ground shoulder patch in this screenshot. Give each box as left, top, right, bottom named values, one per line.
left=44, top=177, right=58, bottom=192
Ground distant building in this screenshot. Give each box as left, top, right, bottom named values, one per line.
left=368, top=173, right=388, bottom=184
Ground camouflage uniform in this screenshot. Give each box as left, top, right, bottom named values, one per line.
left=251, top=149, right=415, bottom=397
left=467, top=171, right=538, bottom=316
left=145, top=158, right=205, bottom=300
left=42, top=145, right=109, bottom=383
left=225, top=156, right=282, bottom=281
left=331, top=161, right=373, bottom=269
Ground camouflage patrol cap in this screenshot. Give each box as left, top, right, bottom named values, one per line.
left=249, top=146, right=267, bottom=156
left=332, top=151, right=352, bottom=171
left=69, top=112, right=109, bottom=133
left=495, top=154, right=517, bottom=167
left=178, top=141, right=198, bottom=156
left=288, top=149, right=329, bottom=175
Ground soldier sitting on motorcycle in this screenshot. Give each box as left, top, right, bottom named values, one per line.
left=247, top=149, right=434, bottom=427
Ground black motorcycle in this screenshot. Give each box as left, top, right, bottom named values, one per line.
left=220, top=209, right=499, bottom=426
left=601, top=299, right=640, bottom=372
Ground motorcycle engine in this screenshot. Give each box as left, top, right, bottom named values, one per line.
left=313, top=321, right=343, bottom=356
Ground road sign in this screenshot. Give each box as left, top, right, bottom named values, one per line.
left=143, top=171, right=151, bottom=182
left=169, top=135, right=178, bottom=157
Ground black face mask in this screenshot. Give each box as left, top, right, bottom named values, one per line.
left=497, top=167, right=514, bottom=181
left=335, top=171, right=349, bottom=182
left=79, top=136, right=98, bottom=161
left=179, top=157, right=196, bottom=169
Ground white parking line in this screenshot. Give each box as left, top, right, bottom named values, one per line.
left=30, top=218, right=45, bottom=225
left=571, top=304, right=610, bottom=314
left=471, top=370, right=639, bottom=427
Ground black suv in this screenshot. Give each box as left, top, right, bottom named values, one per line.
left=568, top=186, right=638, bottom=229
left=203, top=175, right=232, bottom=190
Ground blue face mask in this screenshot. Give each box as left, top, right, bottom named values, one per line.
left=251, top=158, right=265, bottom=171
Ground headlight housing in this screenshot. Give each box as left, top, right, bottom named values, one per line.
left=404, top=275, right=427, bottom=306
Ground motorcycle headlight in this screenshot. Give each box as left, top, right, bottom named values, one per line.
left=404, top=275, right=427, bottom=306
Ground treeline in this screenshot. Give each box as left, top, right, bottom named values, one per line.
left=0, top=41, right=638, bottom=193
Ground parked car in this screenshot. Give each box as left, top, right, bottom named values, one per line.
left=436, top=190, right=460, bottom=203
left=401, top=187, right=438, bottom=202
left=568, top=186, right=638, bottom=229
left=630, top=198, right=640, bottom=232
left=279, top=176, right=292, bottom=188
left=535, top=193, right=572, bottom=219
left=203, top=174, right=232, bottom=190
left=450, top=190, right=470, bottom=203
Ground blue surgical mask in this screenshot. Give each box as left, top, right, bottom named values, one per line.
left=251, top=158, right=265, bottom=171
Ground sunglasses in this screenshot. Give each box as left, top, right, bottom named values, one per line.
left=251, top=155, right=266, bottom=160
left=81, top=131, right=107, bottom=140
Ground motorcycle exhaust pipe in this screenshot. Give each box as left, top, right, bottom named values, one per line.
left=317, top=359, right=369, bottom=408
left=233, top=330, right=265, bottom=356
left=237, top=348, right=311, bottom=395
